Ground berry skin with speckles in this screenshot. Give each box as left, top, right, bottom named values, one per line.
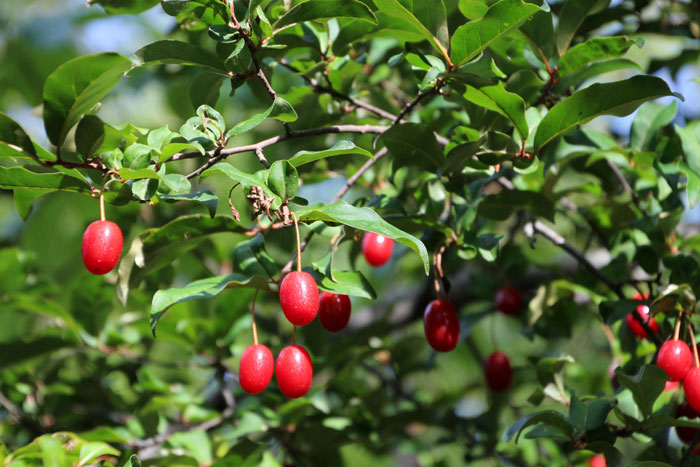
left=279, top=271, right=319, bottom=326
left=239, top=344, right=274, bottom=394
left=362, top=232, right=394, bottom=267
left=276, top=345, right=313, bottom=399
left=82, top=220, right=123, bottom=275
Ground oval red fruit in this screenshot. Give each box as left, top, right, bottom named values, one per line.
left=684, top=367, right=700, bottom=413
left=588, top=454, right=606, bottom=467
left=494, top=285, right=522, bottom=315
left=625, top=304, right=659, bottom=339
left=239, top=344, right=274, bottom=394
left=423, top=299, right=460, bottom=352
left=362, top=232, right=394, bottom=267
left=676, top=401, right=700, bottom=444
left=658, top=339, right=692, bottom=381
left=279, top=271, right=319, bottom=326
left=276, top=345, right=313, bottom=398
left=319, top=292, right=351, bottom=333
left=485, top=351, right=513, bottom=392
left=82, top=220, right=123, bottom=275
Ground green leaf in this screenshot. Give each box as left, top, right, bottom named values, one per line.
left=200, top=162, right=269, bottom=192
left=558, top=36, right=640, bottom=79
left=190, top=70, right=225, bottom=109
left=119, top=168, right=160, bottom=181
left=123, top=143, right=153, bottom=170
left=680, top=161, right=700, bottom=209
left=373, top=0, right=449, bottom=59
left=0, top=112, right=41, bottom=160
left=151, top=274, right=273, bottom=336
left=169, top=430, right=212, bottom=465
left=266, top=160, right=299, bottom=200
left=381, top=123, right=443, bottom=171
left=534, top=75, right=678, bottom=152
left=123, top=455, right=142, bottom=467
left=311, top=255, right=377, bottom=299
left=0, top=336, right=75, bottom=369
left=87, top=0, right=159, bottom=14
left=225, top=97, right=298, bottom=138
left=39, top=436, right=65, bottom=467
left=75, top=115, right=106, bottom=158
left=0, top=167, right=91, bottom=195
left=630, top=101, right=678, bottom=151
left=478, top=190, right=554, bottom=221
left=233, top=234, right=279, bottom=279
left=458, top=0, right=488, bottom=20
left=159, top=191, right=219, bottom=218
left=450, top=0, right=543, bottom=68
left=615, top=365, right=666, bottom=418
left=288, top=141, right=372, bottom=167
left=676, top=122, right=700, bottom=176
left=135, top=40, right=227, bottom=72
left=42, top=52, right=132, bottom=147
left=462, top=82, right=529, bottom=139
left=332, top=12, right=425, bottom=54
left=159, top=142, right=205, bottom=163
left=274, top=0, right=377, bottom=32
left=147, top=125, right=177, bottom=152
left=78, top=442, right=120, bottom=466
left=296, top=201, right=430, bottom=274
left=568, top=395, right=611, bottom=436
left=506, top=411, right=573, bottom=443
left=555, top=0, right=609, bottom=56
left=555, top=58, right=643, bottom=92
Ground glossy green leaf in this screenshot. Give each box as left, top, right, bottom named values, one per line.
left=462, top=82, right=529, bottom=139
left=558, top=36, right=640, bottom=79
left=75, top=115, right=105, bottom=158
left=169, top=430, right=212, bottom=465
left=555, top=0, right=609, bottom=56
left=135, top=40, right=226, bottom=72
left=568, top=395, right=610, bottom=436
left=225, top=97, right=298, bottom=138
left=274, top=0, right=377, bottom=32
left=373, top=0, right=449, bottom=59
left=151, top=274, right=273, bottom=336
left=680, top=161, right=700, bottom=209
left=332, top=13, right=425, bottom=54
left=615, top=365, right=666, bottom=418
left=0, top=167, right=91, bottom=194
left=312, top=254, right=377, bottom=299
left=233, top=234, right=279, bottom=280
left=458, top=0, right=488, bottom=20
left=0, top=112, right=40, bottom=160
left=534, top=75, right=678, bottom=152
left=266, top=160, right=298, bottom=200
left=190, top=70, right=225, bottom=109
left=288, top=141, right=372, bottom=167
left=87, top=0, right=159, bottom=14
left=159, top=142, right=205, bottom=163
left=555, top=58, right=643, bottom=92
left=42, top=52, right=132, bottom=146
left=676, top=122, right=700, bottom=175
left=451, top=0, right=543, bottom=67
left=158, top=191, right=218, bottom=218
left=296, top=201, right=430, bottom=274
left=78, top=442, right=119, bottom=465
left=381, top=123, right=444, bottom=171
left=506, top=411, right=573, bottom=443
left=200, top=162, right=272, bottom=196
left=123, top=455, right=142, bottom=467
left=630, top=101, right=678, bottom=151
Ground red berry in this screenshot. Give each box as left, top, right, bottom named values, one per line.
left=485, top=351, right=513, bottom=392
left=423, top=299, right=460, bottom=352
left=666, top=380, right=680, bottom=391
left=625, top=305, right=659, bottom=339
left=279, top=271, right=319, bottom=326
left=82, top=220, right=123, bottom=275
left=684, top=367, right=700, bottom=413
left=275, top=345, right=313, bottom=398
left=239, top=344, right=274, bottom=394
left=319, top=292, right=351, bottom=333
left=362, top=232, right=394, bottom=267
left=494, top=285, right=522, bottom=315
left=588, top=454, right=606, bottom=467
left=658, top=339, right=692, bottom=381
left=676, top=401, right=700, bottom=444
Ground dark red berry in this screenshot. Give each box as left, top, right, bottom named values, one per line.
left=625, top=304, right=659, bottom=339
left=239, top=344, right=274, bottom=394
left=485, top=351, right=513, bottom=392
left=423, top=299, right=460, bottom=352
left=276, top=345, right=313, bottom=398
left=676, top=401, right=700, bottom=444
left=82, top=220, right=123, bottom=275
left=362, top=232, right=393, bottom=267
left=319, top=292, right=351, bottom=333
left=279, top=271, right=319, bottom=326
left=658, top=339, right=692, bottom=381
left=494, top=285, right=521, bottom=315
left=588, top=454, right=606, bottom=467
left=684, top=367, right=700, bottom=413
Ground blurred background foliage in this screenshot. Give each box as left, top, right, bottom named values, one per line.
left=0, top=0, right=699, bottom=466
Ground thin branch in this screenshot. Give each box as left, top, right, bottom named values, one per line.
left=331, top=147, right=387, bottom=203
left=392, top=88, right=438, bottom=125
left=131, top=406, right=234, bottom=449
left=606, top=159, right=644, bottom=214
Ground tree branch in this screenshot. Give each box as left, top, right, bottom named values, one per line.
left=392, top=87, right=439, bottom=125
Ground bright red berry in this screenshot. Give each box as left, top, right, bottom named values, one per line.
left=239, top=344, right=274, bottom=394
left=676, top=401, right=700, bottom=444
left=319, top=292, right=351, bottom=333
left=485, top=351, right=513, bottom=392
left=658, top=339, right=692, bottom=381
left=362, top=232, right=394, bottom=267
left=588, top=454, right=606, bottom=467
left=275, top=345, right=313, bottom=398
left=82, top=220, right=123, bottom=275
left=279, top=271, right=319, bottom=326
left=494, top=285, right=522, bottom=315
left=423, top=299, right=460, bottom=352
left=684, top=367, right=700, bottom=413
left=625, top=304, right=658, bottom=339
left=666, top=380, right=680, bottom=391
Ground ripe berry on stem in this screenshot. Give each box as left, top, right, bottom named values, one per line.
left=683, top=325, right=700, bottom=413
left=625, top=294, right=658, bottom=339
left=658, top=320, right=692, bottom=381
left=319, top=292, right=351, bottom=333
left=362, top=232, right=393, bottom=267
left=239, top=344, right=274, bottom=394
left=494, top=285, right=521, bottom=316
left=485, top=351, right=513, bottom=392
left=423, top=299, right=460, bottom=352
left=82, top=220, right=123, bottom=275
left=588, top=454, right=606, bottom=467
left=276, top=345, right=313, bottom=398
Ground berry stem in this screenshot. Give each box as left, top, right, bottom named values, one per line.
left=688, top=323, right=699, bottom=368
left=675, top=312, right=682, bottom=341
left=291, top=212, right=301, bottom=273
left=99, top=192, right=106, bottom=222
left=251, top=289, right=259, bottom=346
left=432, top=250, right=445, bottom=300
